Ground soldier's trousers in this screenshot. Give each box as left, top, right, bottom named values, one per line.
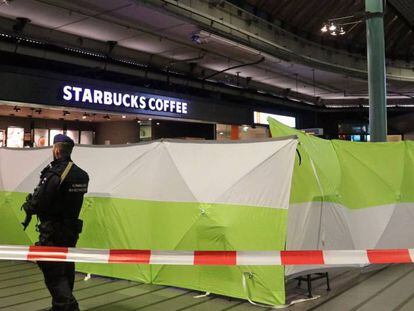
left=38, top=261, right=79, bottom=311
left=36, top=220, right=81, bottom=311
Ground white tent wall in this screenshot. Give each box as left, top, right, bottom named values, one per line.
left=0, top=137, right=298, bottom=305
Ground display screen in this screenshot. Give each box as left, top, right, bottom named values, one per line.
left=7, top=127, right=24, bottom=148
left=140, top=125, right=152, bottom=140
left=34, top=129, right=49, bottom=147
left=254, top=111, right=296, bottom=128
left=49, top=129, right=63, bottom=145
left=66, top=130, right=80, bottom=144
left=80, top=131, right=93, bottom=145
left=351, top=135, right=361, bottom=142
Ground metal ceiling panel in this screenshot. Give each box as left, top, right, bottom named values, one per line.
left=0, top=0, right=85, bottom=29
left=107, top=3, right=185, bottom=31
left=161, top=23, right=199, bottom=40
left=389, top=0, right=414, bottom=26
left=120, top=33, right=183, bottom=54
left=72, top=0, right=134, bottom=12
left=59, top=18, right=140, bottom=42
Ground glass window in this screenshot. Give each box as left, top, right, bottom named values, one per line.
left=49, top=129, right=63, bottom=145
left=34, top=129, right=49, bottom=147
left=216, top=124, right=231, bottom=141
left=6, top=127, right=24, bottom=148
left=66, top=130, right=80, bottom=144
left=140, top=123, right=152, bottom=141
left=80, top=131, right=93, bottom=145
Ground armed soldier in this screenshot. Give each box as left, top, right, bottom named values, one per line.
left=21, top=134, right=89, bottom=311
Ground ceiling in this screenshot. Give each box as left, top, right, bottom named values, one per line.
left=239, top=0, right=414, bottom=60
left=0, top=0, right=413, bottom=109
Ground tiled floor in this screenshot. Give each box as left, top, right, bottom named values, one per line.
left=0, top=260, right=413, bottom=310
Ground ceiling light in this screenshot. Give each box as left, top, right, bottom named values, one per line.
left=137, top=120, right=141, bottom=124
left=219, top=132, right=224, bottom=135
left=103, top=114, right=110, bottom=120
left=156, top=122, right=160, bottom=125
left=339, top=27, right=346, bottom=35
left=63, top=111, right=70, bottom=116
left=148, top=118, right=152, bottom=121
left=329, top=23, right=336, bottom=32
left=321, top=24, right=328, bottom=33
left=82, top=113, right=88, bottom=119
left=398, top=104, right=414, bottom=107
left=122, top=115, right=126, bottom=119
left=330, top=31, right=337, bottom=36
left=325, top=104, right=359, bottom=108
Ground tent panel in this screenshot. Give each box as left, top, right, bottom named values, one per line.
left=285, top=202, right=414, bottom=276
left=0, top=191, right=34, bottom=245
left=75, top=197, right=288, bottom=304
left=163, top=140, right=295, bottom=203
left=216, top=141, right=296, bottom=209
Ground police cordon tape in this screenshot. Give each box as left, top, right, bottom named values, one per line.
left=1, top=245, right=414, bottom=265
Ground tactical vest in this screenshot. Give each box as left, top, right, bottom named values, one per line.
left=39, top=158, right=89, bottom=222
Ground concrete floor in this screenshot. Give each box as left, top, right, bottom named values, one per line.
left=0, top=260, right=413, bottom=310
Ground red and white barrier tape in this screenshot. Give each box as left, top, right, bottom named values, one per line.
left=1, top=245, right=414, bottom=265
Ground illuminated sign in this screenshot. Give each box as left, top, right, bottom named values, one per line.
left=254, top=111, right=296, bottom=128
left=62, top=85, right=188, bottom=115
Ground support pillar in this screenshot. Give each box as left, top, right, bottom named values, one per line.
left=365, top=0, right=387, bottom=142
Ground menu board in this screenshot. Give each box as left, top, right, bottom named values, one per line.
left=66, top=130, right=80, bottom=144
left=80, top=131, right=93, bottom=145
left=6, top=127, right=24, bottom=148
left=49, top=129, right=63, bottom=145
left=34, top=129, right=49, bottom=147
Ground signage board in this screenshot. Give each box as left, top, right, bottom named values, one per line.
left=254, top=111, right=296, bottom=128
left=61, top=85, right=188, bottom=117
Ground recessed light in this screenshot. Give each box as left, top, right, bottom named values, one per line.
left=148, top=118, right=152, bottom=121
left=122, top=115, right=126, bottom=119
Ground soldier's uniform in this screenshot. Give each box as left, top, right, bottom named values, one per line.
left=23, top=135, right=89, bottom=311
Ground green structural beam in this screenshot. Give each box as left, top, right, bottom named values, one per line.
left=365, top=0, right=387, bottom=142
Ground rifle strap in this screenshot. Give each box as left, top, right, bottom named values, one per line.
left=60, top=162, right=73, bottom=185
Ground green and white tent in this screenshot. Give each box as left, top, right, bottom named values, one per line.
left=269, top=118, right=414, bottom=277
left=2, top=124, right=413, bottom=306
left=0, top=138, right=297, bottom=306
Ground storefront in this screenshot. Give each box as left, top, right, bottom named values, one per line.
left=0, top=67, right=298, bottom=146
